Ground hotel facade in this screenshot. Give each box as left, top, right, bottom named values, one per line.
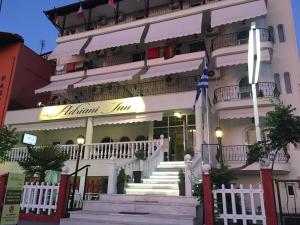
left=1, top=0, right=300, bottom=219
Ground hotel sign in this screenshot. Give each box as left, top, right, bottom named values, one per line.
left=39, top=97, right=145, bottom=121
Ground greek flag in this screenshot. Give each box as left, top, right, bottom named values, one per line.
left=193, top=60, right=209, bottom=111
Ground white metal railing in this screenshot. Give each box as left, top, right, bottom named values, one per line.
left=8, top=139, right=162, bottom=162
left=213, top=184, right=266, bottom=225
left=143, top=135, right=165, bottom=178
left=21, top=182, right=59, bottom=215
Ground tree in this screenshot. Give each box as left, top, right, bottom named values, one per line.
left=261, top=102, right=300, bottom=168
left=18, top=145, right=69, bottom=181
left=0, top=126, right=18, bottom=163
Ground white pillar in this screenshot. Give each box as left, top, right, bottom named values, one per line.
left=148, top=121, right=153, bottom=141
left=84, top=117, right=93, bottom=159
left=107, top=158, right=117, bottom=194
left=184, top=154, right=192, bottom=197
left=195, top=94, right=203, bottom=156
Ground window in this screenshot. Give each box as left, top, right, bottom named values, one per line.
left=286, top=184, right=295, bottom=197
left=268, top=26, right=275, bottom=43
left=273, top=73, right=281, bottom=93
left=284, top=72, right=292, bottom=94
left=277, top=24, right=286, bottom=43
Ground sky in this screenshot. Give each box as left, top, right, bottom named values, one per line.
left=0, top=0, right=299, bottom=54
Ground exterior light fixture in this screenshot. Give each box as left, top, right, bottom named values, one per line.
left=248, top=22, right=262, bottom=142
left=174, top=112, right=182, bottom=118
left=215, top=127, right=223, bottom=139
left=76, top=135, right=85, bottom=145
left=215, top=127, right=223, bottom=165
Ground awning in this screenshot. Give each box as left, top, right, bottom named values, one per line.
left=145, top=13, right=203, bottom=43
left=215, top=49, right=271, bottom=68
left=35, top=78, right=81, bottom=94
left=219, top=106, right=274, bottom=120
left=85, top=26, right=145, bottom=53
left=12, top=119, right=86, bottom=131
left=94, top=113, right=163, bottom=126
left=211, top=0, right=267, bottom=27
left=74, top=69, right=141, bottom=88
left=141, top=59, right=202, bottom=79
left=48, top=38, right=88, bottom=60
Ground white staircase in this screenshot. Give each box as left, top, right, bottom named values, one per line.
left=61, top=194, right=198, bottom=225
left=125, top=161, right=185, bottom=196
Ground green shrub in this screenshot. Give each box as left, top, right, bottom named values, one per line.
left=178, top=168, right=185, bottom=196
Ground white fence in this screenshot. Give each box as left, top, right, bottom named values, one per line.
left=21, top=182, right=59, bottom=215
left=213, top=184, right=266, bottom=225
left=8, top=139, right=162, bottom=162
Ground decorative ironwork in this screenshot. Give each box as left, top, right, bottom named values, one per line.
left=213, top=82, right=280, bottom=104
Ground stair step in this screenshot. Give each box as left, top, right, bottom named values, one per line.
left=127, top=183, right=178, bottom=189
left=159, top=161, right=184, bottom=165
left=97, top=194, right=198, bottom=205
left=150, top=175, right=179, bottom=180
left=83, top=200, right=197, bottom=216
left=152, top=171, right=179, bottom=176
left=125, top=188, right=179, bottom=196
left=61, top=218, right=172, bottom=225
left=142, top=179, right=179, bottom=184
left=156, top=165, right=185, bottom=169
left=67, top=210, right=194, bottom=225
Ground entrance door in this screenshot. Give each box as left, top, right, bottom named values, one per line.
left=169, top=127, right=184, bottom=161
left=275, top=179, right=300, bottom=225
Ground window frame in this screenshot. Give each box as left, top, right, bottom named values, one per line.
left=277, top=24, right=286, bottom=43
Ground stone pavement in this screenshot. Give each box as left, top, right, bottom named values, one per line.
left=18, top=221, right=59, bottom=225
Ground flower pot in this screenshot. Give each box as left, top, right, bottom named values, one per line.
left=178, top=182, right=185, bottom=196
left=133, top=171, right=142, bottom=183
left=117, top=182, right=125, bottom=194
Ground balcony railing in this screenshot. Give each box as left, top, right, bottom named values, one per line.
left=213, top=82, right=280, bottom=104
left=202, top=144, right=288, bottom=166
left=62, top=0, right=222, bottom=37
left=211, top=28, right=273, bottom=51
left=8, top=139, right=163, bottom=162
left=60, top=74, right=198, bottom=104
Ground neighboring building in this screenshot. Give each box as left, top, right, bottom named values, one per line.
left=0, top=32, right=54, bottom=125
left=1, top=0, right=300, bottom=221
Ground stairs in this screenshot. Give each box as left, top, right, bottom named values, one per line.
left=125, top=161, right=185, bottom=196
left=60, top=161, right=199, bottom=225
left=60, top=194, right=198, bottom=225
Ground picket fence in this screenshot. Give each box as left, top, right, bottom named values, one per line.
left=213, top=184, right=266, bottom=225
left=21, top=182, right=59, bottom=215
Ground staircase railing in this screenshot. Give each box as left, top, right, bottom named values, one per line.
left=143, top=135, right=165, bottom=178
left=107, top=135, right=166, bottom=194
left=185, top=153, right=202, bottom=197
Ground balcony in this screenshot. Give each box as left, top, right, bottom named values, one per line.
left=213, top=82, right=280, bottom=119
left=57, top=0, right=224, bottom=39
left=8, top=139, right=163, bottom=162
left=211, top=29, right=273, bottom=68
left=60, top=74, right=198, bottom=104
left=202, top=144, right=290, bottom=174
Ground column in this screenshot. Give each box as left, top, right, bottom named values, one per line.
left=56, top=166, right=70, bottom=219
left=184, top=154, right=192, bottom=196
left=202, top=164, right=214, bottom=225
left=148, top=121, right=153, bottom=141
left=84, top=117, right=93, bottom=159
left=195, top=94, right=203, bottom=156
left=261, top=165, right=278, bottom=225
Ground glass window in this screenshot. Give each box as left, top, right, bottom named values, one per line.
left=245, top=128, right=256, bottom=145
left=268, top=26, right=275, bottom=43
left=188, top=115, right=195, bottom=126
left=154, top=116, right=168, bottom=127
left=277, top=24, right=286, bottom=43
left=153, top=128, right=168, bottom=139
left=169, top=115, right=185, bottom=126
left=284, top=72, right=292, bottom=94
left=273, top=73, right=281, bottom=93
left=189, top=41, right=205, bottom=53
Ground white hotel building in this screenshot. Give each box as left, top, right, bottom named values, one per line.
left=1, top=0, right=300, bottom=220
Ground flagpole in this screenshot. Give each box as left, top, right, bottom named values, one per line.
left=205, top=88, right=211, bottom=165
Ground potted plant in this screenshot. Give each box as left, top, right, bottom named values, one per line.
left=133, top=149, right=146, bottom=183
left=178, top=168, right=185, bottom=196
left=117, top=168, right=126, bottom=194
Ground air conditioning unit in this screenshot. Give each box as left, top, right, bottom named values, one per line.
left=206, top=27, right=220, bottom=37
